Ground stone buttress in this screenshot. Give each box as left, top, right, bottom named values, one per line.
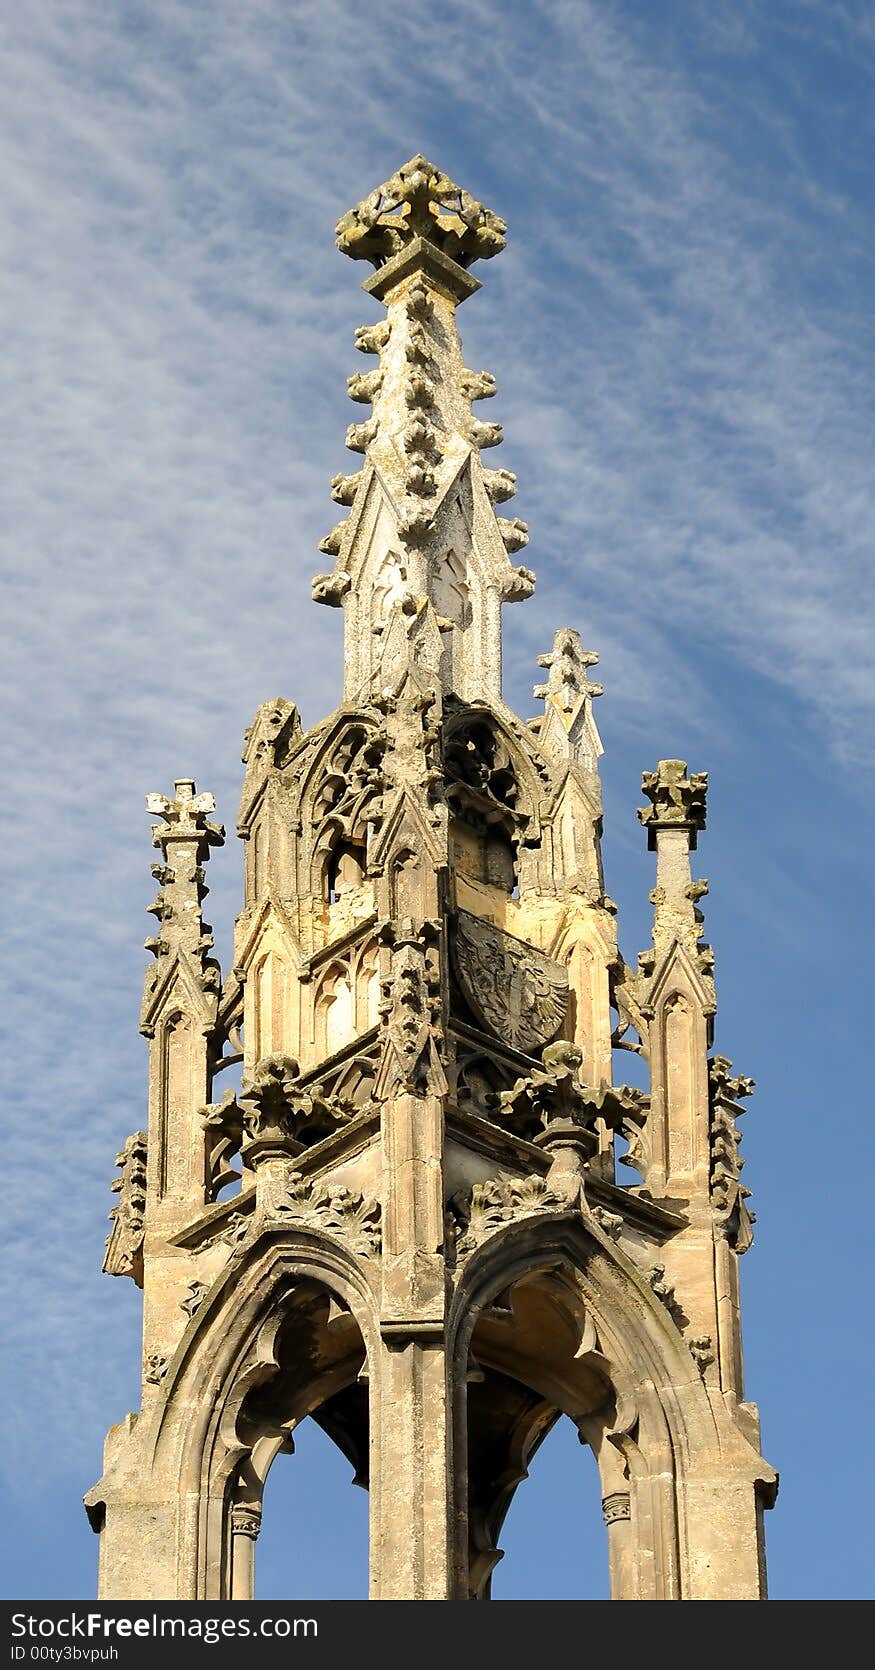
left=87, top=156, right=776, bottom=1600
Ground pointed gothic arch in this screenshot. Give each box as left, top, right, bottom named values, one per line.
left=447, top=1213, right=762, bottom=1600
left=143, top=1231, right=378, bottom=1600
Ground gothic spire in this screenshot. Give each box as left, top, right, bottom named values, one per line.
left=313, top=156, right=534, bottom=704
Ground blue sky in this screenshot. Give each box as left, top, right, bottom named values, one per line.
left=1, top=0, right=873, bottom=1602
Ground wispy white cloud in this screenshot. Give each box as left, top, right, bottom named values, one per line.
left=1, top=0, right=872, bottom=1514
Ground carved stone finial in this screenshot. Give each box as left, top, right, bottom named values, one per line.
left=637, top=759, right=712, bottom=972
left=496, top=1042, right=648, bottom=1155
left=315, top=156, right=535, bottom=706
left=146, top=780, right=225, bottom=851
left=638, top=760, right=708, bottom=850
left=535, top=629, right=602, bottom=713
left=336, top=155, right=506, bottom=277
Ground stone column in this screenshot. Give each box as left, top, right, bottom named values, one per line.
left=371, top=1327, right=453, bottom=1599
left=229, top=1505, right=261, bottom=1601
left=602, top=1491, right=636, bottom=1600
left=372, top=1073, right=455, bottom=1599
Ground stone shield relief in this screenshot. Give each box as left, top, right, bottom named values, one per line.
left=451, top=908, right=569, bottom=1053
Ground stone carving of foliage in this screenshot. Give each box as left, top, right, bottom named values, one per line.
left=180, top=1281, right=208, bottom=1319
left=274, top=1175, right=382, bottom=1257
left=638, top=759, right=708, bottom=842
left=451, top=1174, right=564, bottom=1257
left=335, top=154, right=506, bottom=272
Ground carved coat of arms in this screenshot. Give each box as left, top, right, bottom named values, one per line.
left=451, top=909, right=569, bottom=1053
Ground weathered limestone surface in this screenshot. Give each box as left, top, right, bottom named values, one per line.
left=87, top=155, right=776, bottom=1600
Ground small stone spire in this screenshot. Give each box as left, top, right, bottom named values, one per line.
left=638, top=760, right=710, bottom=963
left=312, top=156, right=534, bottom=705
left=534, top=628, right=604, bottom=770
left=141, top=780, right=224, bottom=1023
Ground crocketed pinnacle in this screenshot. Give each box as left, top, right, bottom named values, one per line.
left=313, top=156, right=534, bottom=704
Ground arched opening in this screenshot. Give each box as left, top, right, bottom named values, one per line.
left=445, top=709, right=533, bottom=901
left=314, top=965, right=355, bottom=1057
left=255, top=1417, right=369, bottom=1600
left=459, top=1258, right=630, bottom=1600
left=327, top=838, right=367, bottom=904
left=491, top=1415, right=608, bottom=1599
left=217, top=1278, right=371, bottom=1601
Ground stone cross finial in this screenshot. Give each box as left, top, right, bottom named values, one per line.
left=336, top=154, right=506, bottom=275
left=638, top=759, right=707, bottom=850
left=535, top=629, right=602, bottom=713
left=146, top=780, right=224, bottom=851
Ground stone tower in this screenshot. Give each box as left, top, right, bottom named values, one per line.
left=86, top=156, right=776, bottom=1600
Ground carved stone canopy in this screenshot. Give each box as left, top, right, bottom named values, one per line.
left=451, top=908, right=568, bottom=1054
